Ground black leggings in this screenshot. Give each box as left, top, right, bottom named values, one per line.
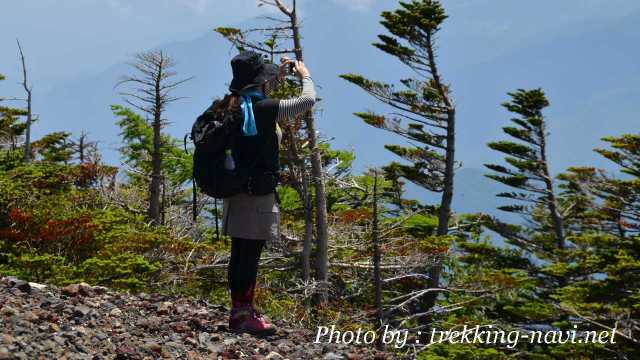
left=228, top=237, right=266, bottom=295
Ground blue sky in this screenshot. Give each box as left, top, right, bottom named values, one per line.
left=1, top=0, right=639, bottom=179
left=3, top=0, right=639, bottom=84
left=0, top=0, right=374, bottom=84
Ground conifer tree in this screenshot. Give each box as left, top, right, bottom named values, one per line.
left=340, top=0, right=456, bottom=310
left=116, top=51, right=191, bottom=226
left=443, top=90, right=640, bottom=358
left=553, top=135, right=640, bottom=354
left=32, top=131, right=74, bottom=164
left=484, top=89, right=566, bottom=250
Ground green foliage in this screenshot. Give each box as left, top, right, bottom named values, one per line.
left=80, top=254, right=159, bottom=292
left=112, top=105, right=192, bottom=187
left=340, top=0, right=454, bottom=200
left=32, top=131, right=74, bottom=163
left=0, top=159, right=186, bottom=293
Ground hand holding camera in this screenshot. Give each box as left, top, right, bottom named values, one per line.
left=279, top=56, right=311, bottom=78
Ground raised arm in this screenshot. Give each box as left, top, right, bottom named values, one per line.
left=276, top=75, right=316, bottom=122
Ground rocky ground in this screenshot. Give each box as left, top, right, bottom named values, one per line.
left=0, top=277, right=400, bottom=359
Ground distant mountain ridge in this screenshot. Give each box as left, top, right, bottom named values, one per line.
left=32, top=1, right=639, bottom=216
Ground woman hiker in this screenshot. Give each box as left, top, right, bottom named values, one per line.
left=214, top=51, right=316, bottom=335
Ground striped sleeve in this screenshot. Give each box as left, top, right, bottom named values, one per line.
left=276, top=76, right=317, bottom=122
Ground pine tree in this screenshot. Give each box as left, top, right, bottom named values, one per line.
left=553, top=135, right=640, bottom=354
left=340, top=0, right=456, bottom=311
left=31, top=131, right=74, bottom=163
left=444, top=91, right=638, bottom=358
left=115, top=51, right=191, bottom=226
left=112, top=105, right=192, bottom=221
left=485, top=89, right=566, bottom=250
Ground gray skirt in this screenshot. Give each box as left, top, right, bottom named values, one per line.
left=222, top=192, right=280, bottom=248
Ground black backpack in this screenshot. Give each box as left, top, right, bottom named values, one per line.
left=189, top=100, right=279, bottom=199
left=191, top=100, right=243, bottom=199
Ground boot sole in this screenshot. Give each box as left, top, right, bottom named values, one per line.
left=230, top=326, right=277, bottom=337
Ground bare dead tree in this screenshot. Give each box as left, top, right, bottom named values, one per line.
left=116, top=50, right=192, bottom=226
left=71, top=131, right=98, bottom=163
left=17, top=39, right=34, bottom=163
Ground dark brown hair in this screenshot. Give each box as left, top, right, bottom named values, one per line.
left=213, top=94, right=241, bottom=114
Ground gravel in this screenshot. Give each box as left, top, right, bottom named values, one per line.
left=0, top=277, right=399, bottom=359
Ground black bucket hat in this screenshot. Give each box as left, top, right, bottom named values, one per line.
left=229, top=51, right=279, bottom=93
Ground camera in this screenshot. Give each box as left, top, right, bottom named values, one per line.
left=288, top=61, right=296, bottom=73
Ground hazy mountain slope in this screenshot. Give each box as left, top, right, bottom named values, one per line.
left=33, top=2, right=639, bottom=215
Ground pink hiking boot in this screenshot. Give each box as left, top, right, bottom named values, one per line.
left=229, top=283, right=276, bottom=336
left=229, top=307, right=276, bottom=336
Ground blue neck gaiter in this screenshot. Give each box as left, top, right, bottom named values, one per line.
left=238, top=89, right=266, bottom=136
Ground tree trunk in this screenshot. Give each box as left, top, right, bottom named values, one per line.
left=79, top=133, right=85, bottom=163
left=149, top=62, right=163, bottom=226
left=284, top=126, right=314, bottom=282
left=538, top=123, right=565, bottom=249
left=372, top=171, right=384, bottom=350
left=149, top=112, right=162, bottom=225
left=302, top=188, right=313, bottom=282
left=290, top=2, right=330, bottom=304
left=425, top=31, right=456, bottom=313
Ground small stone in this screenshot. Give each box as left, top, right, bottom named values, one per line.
left=53, top=336, right=66, bottom=346
left=198, top=332, right=210, bottom=346
left=76, top=282, right=93, bottom=296
left=276, top=342, right=290, bottom=353
left=146, top=342, right=162, bottom=354
left=115, top=346, right=139, bottom=359
left=171, top=321, right=190, bottom=333
left=84, top=300, right=99, bottom=308
left=0, top=348, right=9, bottom=360
left=189, top=317, right=205, bottom=331
left=110, top=308, right=123, bottom=317
left=73, top=305, right=91, bottom=318
left=0, top=306, right=16, bottom=316
left=95, top=331, right=108, bottom=341
left=207, top=343, right=224, bottom=354
left=28, top=282, right=47, bottom=290
left=265, top=352, right=284, bottom=360
left=92, top=286, right=108, bottom=294
left=324, top=352, right=343, bottom=360
left=156, top=301, right=173, bottom=315
left=185, top=337, right=198, bottom=347
left=23, top=311, right=39, bottom=322
left=136, top=317, right=161, bottom=330
left=74, top=325, right=88, bottom=336
left=61, top=284, right=80, bottom=297
left=1, top=335, right=12, bottom=345
left=14, top=280, right=31, bottom=294
left=62, top=283, right=92, bottom=297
